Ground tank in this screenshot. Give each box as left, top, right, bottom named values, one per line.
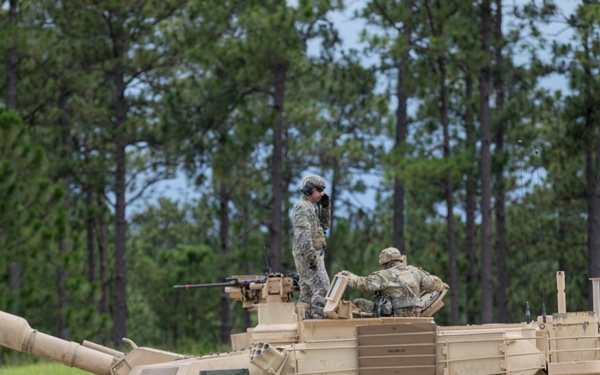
left=2, top=270, right=600, bottom=375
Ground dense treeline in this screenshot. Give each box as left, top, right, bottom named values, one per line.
left=0, top=0, right=598, bottom=357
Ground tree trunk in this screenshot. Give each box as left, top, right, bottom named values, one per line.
left=281, top=160, right=294, bottom=273
left=465, top=75, right=478, bottom=325
left=438, top=60, right=457, bottom=325
left=558, top=211, right=567, bottom=276
left=393, top=0, right=413, bottom=254
left=218, top=182, right=232, bottom=345
left=270, top=60, right=286, bottom=273
left=97, top=193, right=110, bottom=346
left=114, top=138, right=127, bottom=347
left=586, top=105, right=600, bottom=310
left=56, top=88, right=71, bottom=340
left=112, top=42, right=128, bottom=346
left=8, top=263, right=21, bottom=315
left=479, top=0, right=494, bottom=324
left=241, top=199, right=252, bottom=330
left=7, top=0, right=18, bottom=110
left=580, top=29, right=600, bottom=311
left=87, top=189, right=96, bottom=282
left=325, top=169, right=338, bottom=276
left=493, top=0, right=507, bottom=323
left=56, top=229, right=68, bottom=339
left=7, top=0, right=20, bottom=323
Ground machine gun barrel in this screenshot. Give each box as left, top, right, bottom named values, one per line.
left=173, top=275, right=269, bottom=290
left=173, top=281, right=239, bottom=289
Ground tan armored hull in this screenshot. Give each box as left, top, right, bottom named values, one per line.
left=1, top=272, right=600, bottom=375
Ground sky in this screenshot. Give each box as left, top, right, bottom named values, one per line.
left=331, top=1, right=579, bottom=45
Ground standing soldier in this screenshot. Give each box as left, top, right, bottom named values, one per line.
left=292, top=174, right=330, bottom=319
left=341, top=247, right=447, bottom=317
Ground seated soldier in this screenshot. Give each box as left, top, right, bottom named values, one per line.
left=340, top=247, right=446, bottom=317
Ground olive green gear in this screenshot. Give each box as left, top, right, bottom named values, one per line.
left=379, top=247, right=402, bottom=266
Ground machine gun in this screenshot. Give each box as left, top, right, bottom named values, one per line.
left=174, top=273, right=299, bottom=310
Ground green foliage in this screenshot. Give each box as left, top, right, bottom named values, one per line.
left=126, top=196, right=268, bottom=350
left=0, top=109, right=64, bottom=319
left=0, top=110, right=63, bottom=253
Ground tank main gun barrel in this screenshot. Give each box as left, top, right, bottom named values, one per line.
left=0, top=310, right=119, bottom=375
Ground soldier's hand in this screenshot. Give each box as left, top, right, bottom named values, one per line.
left=443, top=283, right=449, bottom=289
left=320, top=194, right=329, bottom=207
left=310, top=256, right=318, bottom=269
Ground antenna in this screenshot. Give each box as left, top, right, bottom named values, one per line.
left=263, top=246, right=272, bottom=274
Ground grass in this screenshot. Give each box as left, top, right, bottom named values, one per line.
left=0, top=362, right=88, bottom=375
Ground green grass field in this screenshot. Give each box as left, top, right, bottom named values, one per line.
left=0, top=362, right=88, bottom=375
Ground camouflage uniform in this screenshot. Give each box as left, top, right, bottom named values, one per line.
left=293, top=195, right=331, bottom=319
left=342, top=260, right=443, bottom=318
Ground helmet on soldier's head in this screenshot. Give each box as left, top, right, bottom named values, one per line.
left=379, top=247, right=402, bottom=265
left=301, top=174, right=326, bottom=195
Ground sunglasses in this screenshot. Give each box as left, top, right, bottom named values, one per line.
left=315, top=187, right=324, bottom=193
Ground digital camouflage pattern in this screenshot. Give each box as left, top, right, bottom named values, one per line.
left=342, top=261, right=443, bottom=317
left=292, top=195, right=330, bottom=319
left=293, top=250, right=329, bottom=319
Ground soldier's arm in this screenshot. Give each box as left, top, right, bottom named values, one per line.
left=343, top=270, right=386, bottom=293
left=416, top=267, right=444, bottom=293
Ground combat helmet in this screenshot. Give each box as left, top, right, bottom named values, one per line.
left=379, top=247, right=402, bottom=265
left=301, top=174, right=326, bottom=195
